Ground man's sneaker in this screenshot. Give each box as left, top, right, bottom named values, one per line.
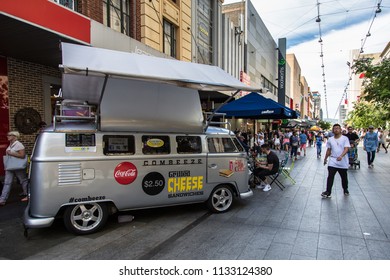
left=321, top=191, right=331, bottom=198
left=256, top=183, right=266, bottom=189
left=344, top=190, right=350, bottom=196
left=263, top=185, right=272, bottom=192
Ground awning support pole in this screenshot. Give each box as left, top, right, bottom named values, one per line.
left=96, top=75, right=109, bottom=116
left=205, top=89, right=241, bottom=131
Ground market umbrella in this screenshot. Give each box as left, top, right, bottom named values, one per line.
left=217, top=92, right=298, bottom=119
left=309, top=125, right=321, bottom=131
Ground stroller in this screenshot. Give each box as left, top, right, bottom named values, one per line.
left=348, top=140, right=360, bottom=169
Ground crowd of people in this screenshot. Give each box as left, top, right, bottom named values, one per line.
left=236, top=124, right=389, bottom=195
left=1, top=124, right=388, bottom=205
left=236, top=127, right=329, bottom=161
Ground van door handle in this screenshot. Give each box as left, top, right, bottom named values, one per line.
left=208, top=163, right=218, bottom=169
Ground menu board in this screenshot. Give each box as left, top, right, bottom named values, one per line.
left=65, top=134, right=96, bottom=153
left=66, top=134, right=95, bottom=147
left=103, top=135, right=135, bottom=155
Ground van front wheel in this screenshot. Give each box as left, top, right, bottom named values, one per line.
left=64, top=202, right=108, bottom=235
left=207, top=185, right=234, bottom=213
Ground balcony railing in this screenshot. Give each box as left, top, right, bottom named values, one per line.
left=53, top=0, right=77, bottom=11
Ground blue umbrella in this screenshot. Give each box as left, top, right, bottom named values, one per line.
left=217, top=92, right=299, bottom=119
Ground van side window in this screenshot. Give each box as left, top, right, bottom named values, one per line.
left=103, top=135, right=135, bottom=155
left=207, top=137, right=238, bottom=153
left=176, top=136, right=202, bottom=154
left=142, top=135, right=170, bottom=155
left=232, top=137, right=244, bottom=152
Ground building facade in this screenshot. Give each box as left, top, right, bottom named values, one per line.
left=0, top=0, right=192, bottom=175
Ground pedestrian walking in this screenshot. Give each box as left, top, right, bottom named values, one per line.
left=377, top=128, right=388, bottom=153
left=290, top=131, right=299, bottom=160
left=363, top=125, right=379, bottom=168
left=299, top=130, right=307, bottom=156
left=316, top=132, right=324, bottom=158
left=321, top=124, right=350, bottom=198
left=273, top=133, right=281, bottom=153
left=0, top=131, right=29, bottom=206
left=345, top=126, right=359, bottom=144
left=282, top=130, right=290, bottom=152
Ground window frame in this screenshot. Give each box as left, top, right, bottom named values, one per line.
left=207, top=136, right=240, bottom=153
left=103, top=0, right=131, bottom=36
left=163, top=19, right=177, bottom=58
left=176, top=136, right=202, bottom=154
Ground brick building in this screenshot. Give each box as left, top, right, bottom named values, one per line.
left=0, top=0, right=194, bottom=175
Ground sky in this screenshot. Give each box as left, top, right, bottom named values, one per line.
left=223, top=0, right=390, bottom=120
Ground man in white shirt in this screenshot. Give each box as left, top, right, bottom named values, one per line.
left=321, top=124, right=351, bottom=198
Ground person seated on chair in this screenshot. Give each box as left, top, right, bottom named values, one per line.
left=254, top=144, right=280, bottom=192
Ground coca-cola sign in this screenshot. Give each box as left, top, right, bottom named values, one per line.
left=114, top=162, right=138, bottom=185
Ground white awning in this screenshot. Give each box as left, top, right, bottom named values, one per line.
left=60, top=42, right=261, bottom=104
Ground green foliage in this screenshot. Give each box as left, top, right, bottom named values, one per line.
left=352, top=57, right=390, bottom=115
left=346, top=101, right=388, bottom=128
left=347, top=57, right=390, bottom=128
left=317, top=120, right=331, bottom=130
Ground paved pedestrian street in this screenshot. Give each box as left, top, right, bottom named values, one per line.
left=151, top=145, right=390, bottom=260
left=2, top=144, right=390, bottom=261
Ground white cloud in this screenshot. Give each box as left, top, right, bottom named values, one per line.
left=223, top=0, right=390, bottom=118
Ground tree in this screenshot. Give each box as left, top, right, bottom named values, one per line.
left=317, top=120, right=331, bottom=130
left=352, top=57, right=390, bottom=120
left=346, top=101, right=387, bottom=129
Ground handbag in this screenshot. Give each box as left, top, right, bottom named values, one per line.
left=3, top=155, right=28, bottom=171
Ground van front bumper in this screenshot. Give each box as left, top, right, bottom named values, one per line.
left=239, top=187, right=253, bottom=199
left=23, top=204, right=55, bottom=229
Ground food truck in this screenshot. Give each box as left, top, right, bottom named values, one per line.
left=23, top=43, right=261, bottom=235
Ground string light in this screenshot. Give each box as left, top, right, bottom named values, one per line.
left=316, top=0, right=329, bottom=119
left=333, top=0, right=383, bottom=119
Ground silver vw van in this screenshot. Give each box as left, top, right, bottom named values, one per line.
left=23, top=43, right=260, bottom=235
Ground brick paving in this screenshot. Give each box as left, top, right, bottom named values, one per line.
left=151, top=144, right=390, bottom=260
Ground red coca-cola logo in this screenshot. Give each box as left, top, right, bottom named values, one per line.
left=114, top=162, right=138, bottom=185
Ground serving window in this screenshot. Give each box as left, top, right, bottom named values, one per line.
left=103, top=135, right=135, bottom=155
left=142, top=135, right=170, bottom=155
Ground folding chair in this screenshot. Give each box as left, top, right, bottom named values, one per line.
left=268, top=160, right=286, bottom=190
left=280, top=157, right=296, bottom=185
